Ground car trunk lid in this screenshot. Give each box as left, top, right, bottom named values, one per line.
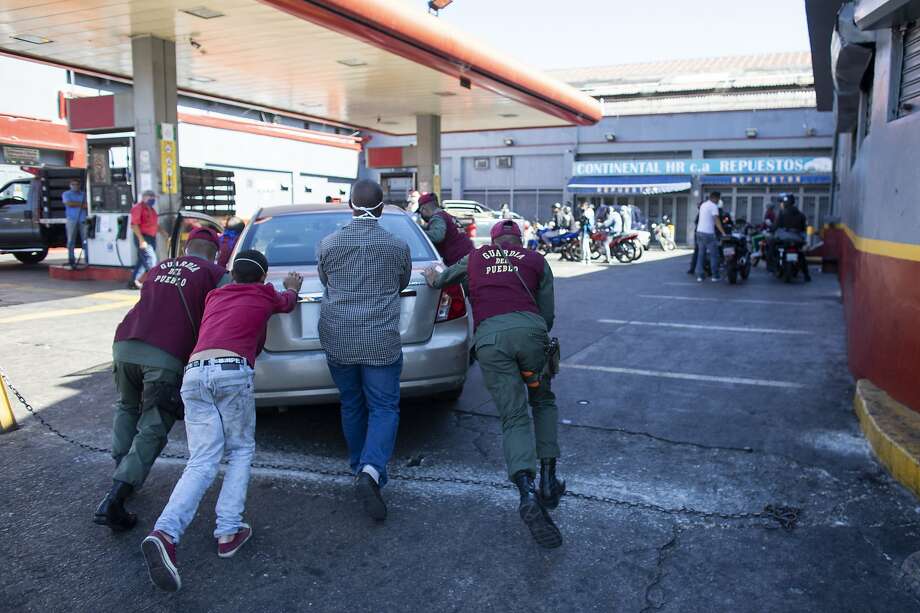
left=262, top=264, right=440, bottom=352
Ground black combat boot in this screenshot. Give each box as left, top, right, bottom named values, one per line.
left=512, top=470, right=562, bottom=549
left=537, top=458, right=566, bottom=510
left=93, top=480, right=137, bottom=531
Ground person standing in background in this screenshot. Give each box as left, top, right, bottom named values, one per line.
left=695, top=191, right=725, bottom=282
left=130, top=190, right=160, bottom=289
left=579, top=201, right=595, bottom=265
left=62, top=178, right=87, bottom=270
left=406, top=190, right=421, bottom=214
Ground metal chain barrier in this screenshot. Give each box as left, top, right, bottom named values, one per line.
left=1, top=371, right=800, bottom=530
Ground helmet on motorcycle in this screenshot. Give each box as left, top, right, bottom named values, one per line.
left=778, top=193, right=796, bottom=207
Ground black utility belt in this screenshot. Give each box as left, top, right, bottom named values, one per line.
left=185, top=357, right=248, bottom=372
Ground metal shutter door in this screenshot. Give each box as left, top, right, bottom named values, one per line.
left=899, top=22, right=920, bottom=117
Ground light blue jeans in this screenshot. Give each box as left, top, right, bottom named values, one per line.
left=695, top=232, right=720, bottom=278
left=153, top=363, right=255, bottom=543
left=132, top=234, right=157, bottom=282
left=65, top=216, right=86, bottom=266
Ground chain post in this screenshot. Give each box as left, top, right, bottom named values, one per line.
left=0, top=371, right=18, bottom=433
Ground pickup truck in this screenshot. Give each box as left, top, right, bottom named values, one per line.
left=442, top=199, right=531, bottom=247
left=0, top=168, right=83, bottom=264
left=0, top=166, right=235, bottom=265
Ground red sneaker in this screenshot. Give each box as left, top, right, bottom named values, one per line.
left=141, top=531, right=181, bottom=592
left=217, top=523, right=252, bottom=558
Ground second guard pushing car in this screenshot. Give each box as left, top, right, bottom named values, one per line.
left=94, top=227, right=229, bottom=531
left=424, top=220, right=565, bottom=549
left=417, top=192, right=474, bottom=266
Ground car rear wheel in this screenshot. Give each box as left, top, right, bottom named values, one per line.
left=14, top=248, right=48, bottom=264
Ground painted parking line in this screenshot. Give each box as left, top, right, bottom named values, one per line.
left=598, top=319, right=813, bottom=335
left=0, top=298, right=137, bottom=324
left=639, top=294, right=815, bottom=307
left=561, top=363, right=804, bottom=389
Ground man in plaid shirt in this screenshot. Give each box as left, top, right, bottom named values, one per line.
left=317, top=180, right=412, bottom=521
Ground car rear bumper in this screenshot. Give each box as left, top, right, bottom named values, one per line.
left=253, top=317, right=470, bottom=407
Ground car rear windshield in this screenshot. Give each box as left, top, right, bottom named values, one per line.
left=238, top=211, right=436, bottom=266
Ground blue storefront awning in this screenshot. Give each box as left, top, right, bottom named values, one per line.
left=701, top=174, right=832, bottom=185
left=567, top=175, right=692, bottom=195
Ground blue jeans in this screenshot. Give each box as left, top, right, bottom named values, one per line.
left=327, top=355, right=403, bottom=487
left=695, top=232, right=720, bottom=278
left=154, top=363, right=256, bottom=543
left=65, top=216, right=86, bottom=266
left=133, top=234, right=157, bottom=281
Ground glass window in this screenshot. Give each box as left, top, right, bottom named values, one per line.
left=239, top=210, right=436, bottom=266
left=0, top=180, right=30, bottom=202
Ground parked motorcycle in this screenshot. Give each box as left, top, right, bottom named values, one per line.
left=772, top=229, right=807, bottom=283
left=719, top=227, right=752, bottom=284
left=650, top=216, right=677, bottom=251
left=607, top=231, right=642, bottom=263
left=530, top=226, right=581, bottom=260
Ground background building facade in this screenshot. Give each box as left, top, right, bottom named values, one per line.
left=362, top=52, right=835, bottom=243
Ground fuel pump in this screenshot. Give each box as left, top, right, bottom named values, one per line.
left=85, top=136, right=137, bottom=267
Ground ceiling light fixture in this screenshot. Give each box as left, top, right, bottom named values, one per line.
left=181, top=6, right=225, bottom=19
left=745, top=128, right=758, bottom=139
left=188, top=75, right=215, bottom=83
left=503, top=138, right=515, bottom=147
left=337, top=58, right=367, bottom=68
left=433, top=91, right=457, bottom=97
left=11, top=33, right=52, bottom=45
left=604, top=133, right=616, bottom=142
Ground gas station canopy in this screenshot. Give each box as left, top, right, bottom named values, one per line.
left=0, top=0, right=602, bottom=134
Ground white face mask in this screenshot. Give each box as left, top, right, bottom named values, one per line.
left=352, top=201, right=383, bottom=220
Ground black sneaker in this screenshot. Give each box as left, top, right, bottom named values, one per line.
left=354, top=472, right=387, bottom=521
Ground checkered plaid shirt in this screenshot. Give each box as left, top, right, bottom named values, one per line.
left=317, top=217, right=412, bottom=366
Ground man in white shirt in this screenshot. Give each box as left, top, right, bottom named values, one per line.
left=695, top=191, right=726, bottom=282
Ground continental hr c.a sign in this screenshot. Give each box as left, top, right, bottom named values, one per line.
left=573, top=157, right=833, bottom=177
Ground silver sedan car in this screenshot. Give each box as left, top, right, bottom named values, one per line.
left=231, top=204, right=470, bottom=407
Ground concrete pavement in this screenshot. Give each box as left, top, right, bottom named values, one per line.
left=1, top=250, right=919, bottom=611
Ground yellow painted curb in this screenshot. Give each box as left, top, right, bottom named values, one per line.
left=854, top=379, right=920, bottom=499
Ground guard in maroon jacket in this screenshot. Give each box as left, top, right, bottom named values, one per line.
left=418, top=192, right=474, bottom=266
left=424, top=220, right=564, bottom=549
left=93, top=227, right=228, bottom=532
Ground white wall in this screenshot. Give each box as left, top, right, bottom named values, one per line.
left=177, top=122, right=359, bottom=213
left=0, top=55, right=67, bottom=120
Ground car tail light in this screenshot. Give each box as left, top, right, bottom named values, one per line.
left=435, top=284, right=467, bottom=322
left=466, top=223, right=477, bottom=239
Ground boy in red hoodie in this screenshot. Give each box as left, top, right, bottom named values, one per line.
left=141, top=249, right=302, bottom=592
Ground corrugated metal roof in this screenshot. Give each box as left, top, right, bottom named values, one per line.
left=551, top=52, right=814, bottom=87
left=548, top=52, right=816, bottom=115
left=602, top=89, right=818, bottom=117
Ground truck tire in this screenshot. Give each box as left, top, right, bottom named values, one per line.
left=14, top=248, right=48, bottom=264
